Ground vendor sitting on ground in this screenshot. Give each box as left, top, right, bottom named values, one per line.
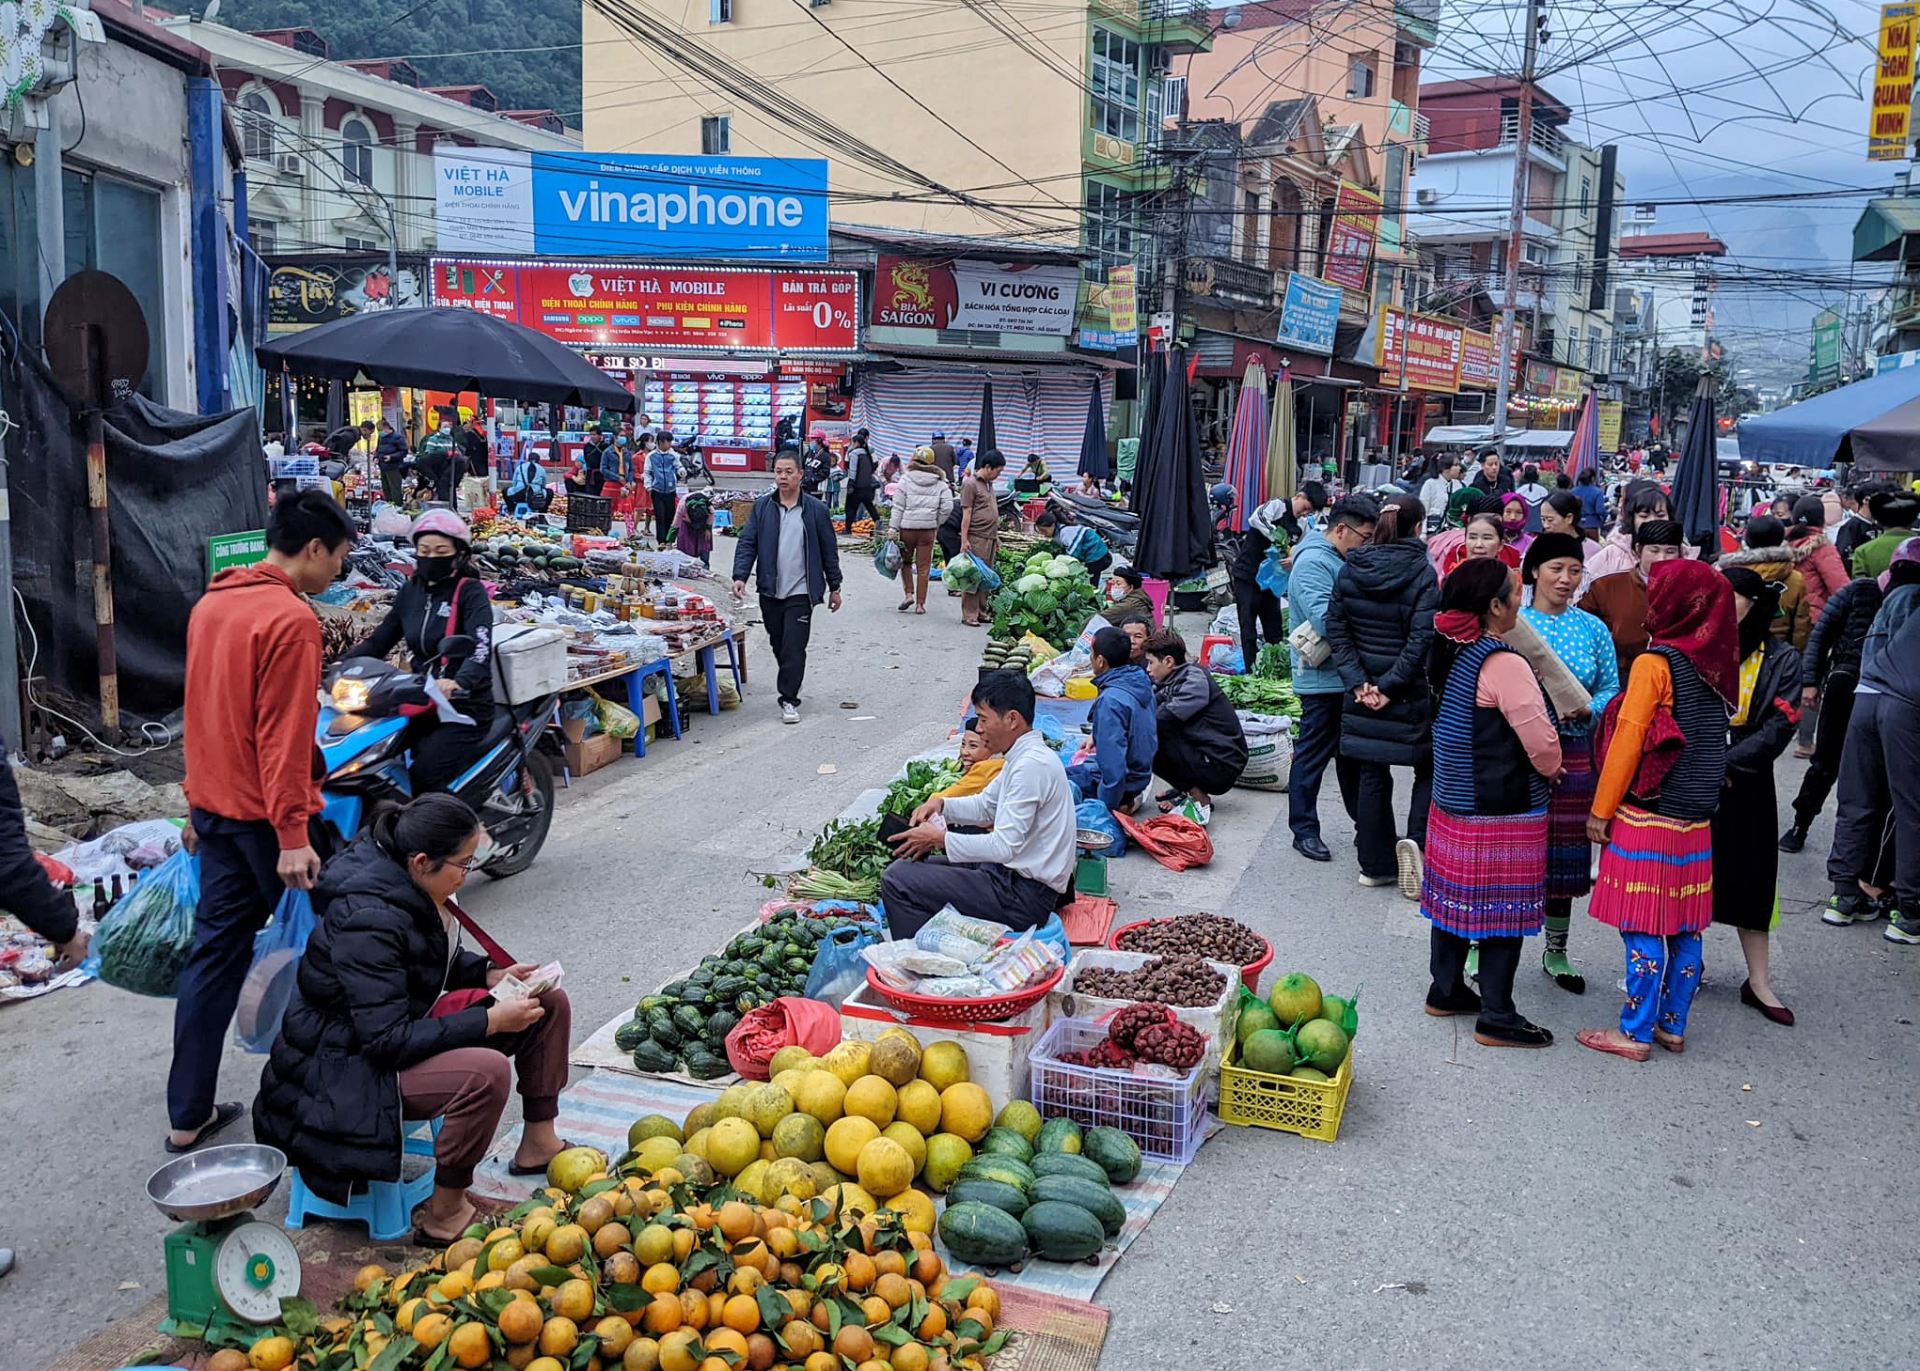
left=883, top=672, right=1076, bottom=937
left=1066, top=626, right=1159, bottom=814
left=931, top=718, right=1006, bottom=801
left=253, top=793, right=572, bottom=1243
left=1144, top=629, right=1248, bottom=821
left=1105, top=566, right=1156, bottom=625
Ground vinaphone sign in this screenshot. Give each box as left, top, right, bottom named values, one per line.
left=434, top=148, right=830, bottom=262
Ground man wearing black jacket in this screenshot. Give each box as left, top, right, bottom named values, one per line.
left=458, top=415, right=490, bottom=495
left=1832, top=481, right=1883, bottom=575
left=732, top=450, right=843, bottom=723
left=1143, top=631, right=1247, bottom=818
left=1823, top=599, right=1920, bottom=941
left=373, top=419, right=409, bottom=503
left=1467, top=448, right=1514, bottom=496
left=845, top=428, right=879, bottom=526
left=1781, top=574, right=1883, bottom=852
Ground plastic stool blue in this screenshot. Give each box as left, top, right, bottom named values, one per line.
left=621, top=657, right=681, bottom=757
left=285, top=1117, right=442, bottom=1242
left=696, top=628, right=747, bottom=714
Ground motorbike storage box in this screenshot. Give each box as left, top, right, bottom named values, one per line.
left=492, top=625, right=567, bottom=703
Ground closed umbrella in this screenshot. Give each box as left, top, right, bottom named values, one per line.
left=1670, top=376, right=1720, bottom=550
left=258, top=307, right=636, bottom=410
left=1566, top=389, right=1601, bottom=480
left=976, top=379, right=998, bottom=459
left=1265, top=368, right=1297, bottom=504
left=1221, top=359, right=1267, bottom=530
left=1132, top=346, right=1212, bottom=581
left=1130, top=351, right=1166, bottom=512
left=1077, top=383, right=1110, bottom=481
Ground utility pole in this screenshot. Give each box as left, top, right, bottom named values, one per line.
left=1490, top=0, right=1543, bottom=461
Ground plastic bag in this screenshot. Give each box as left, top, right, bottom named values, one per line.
left=943, top=552, right=1001, bottom=595
left=723, top=995, right=844, bottom=1080
left=1028, top=912, right=1072, bottom=963
left=803, top=923, right=882, bottom=1007
left=89, top=849, right=199, bottom=997
left=593, top=693, right=641, bottom=740
left=913, top=908, right=1010, bottom=966
left=233, top=889, right=316, bottom=1054
left=1113, top=812, right=1214, bottom=871
left=1075, top=799, right=1126, bottom=858
left=1031, top=615, right=1111, bottom=698
left=873, top=539, right=903, bottom=579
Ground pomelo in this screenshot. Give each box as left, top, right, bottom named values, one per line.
left=1287, top=1065, right=1331, bottom=1083
left=771, top=1112, right=827, bottom=1163
left=1234, top=1001, right=1279, bottom=1045
left=1241, top=1027, right=1297, bottom=1076
left=627, top=1114, right=684, bottom=1149
left=921, top=1133, right=974, bottom=1193
left=894, top=1079, right=943, bottom=1135
left=1268, top=973, right=1323, bottom=1027
left=706, top=1119, right=761, bottom=1177
left=1317, top=993, right=1351, bottom=1027
left=1295, top=1018, right=1350, bottom=1074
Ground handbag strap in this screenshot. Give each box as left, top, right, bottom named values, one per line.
left=445, top=896, right=513, bottom=968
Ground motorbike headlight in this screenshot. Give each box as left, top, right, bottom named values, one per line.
left=331, top=678, right=371, bottom=711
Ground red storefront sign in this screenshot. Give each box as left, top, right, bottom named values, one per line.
left=1323, top=182, right=1381, bottom=292
left=430, top=259, right=860, bottom=352
left=1459, top=328, right=1497, bottom=389
left=1376, top=307, right=1463, bottom=393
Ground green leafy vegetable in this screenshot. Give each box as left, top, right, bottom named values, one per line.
left=880, top=759, right=965, bottom=817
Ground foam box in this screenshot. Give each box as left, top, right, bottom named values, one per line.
left=837, top=979, right=1052, bottom=1117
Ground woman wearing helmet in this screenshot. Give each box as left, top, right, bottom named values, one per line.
left=348, top=510, right=495, bottom=793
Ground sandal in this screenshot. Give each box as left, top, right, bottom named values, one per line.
left=914, top=606, right=926, bottom=614
left=506, top=1140, right=580, bottom=1177
left=1576, top=1028, right=1651, bottom=1062
left=1652, top=1030, right=1685, bottom=1054
left=163, top=1101, right=246, bottom=1154
left=897, top=601, right=912, bottom=612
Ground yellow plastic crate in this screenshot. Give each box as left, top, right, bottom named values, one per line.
left=1217, top=1038, right=1353, bottom=1142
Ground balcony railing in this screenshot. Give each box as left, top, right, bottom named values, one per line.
left=1185, top=251, right=1275, bottom=305
left=1498, top=113, right=1565, bottom=161
left=1413, top=112, right=1430, bottom=148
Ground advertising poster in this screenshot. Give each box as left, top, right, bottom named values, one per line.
left=1275, top=274, right=1342, bottom=355
left=1376, top=307, right=1463, bottom=392
left=869, top=257, right=1079, bottom=335
left=1871, top=3, right=1918, bottom=160
left=1459, top=328, right=1498, bottom=388
left=1323, top=182, right=1381, bottom=291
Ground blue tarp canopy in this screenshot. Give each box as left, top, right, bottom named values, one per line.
left=1738, top=366, right=1920, bottom=471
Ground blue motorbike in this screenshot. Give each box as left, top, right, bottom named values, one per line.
left=316, top=636, right=561, bottom=876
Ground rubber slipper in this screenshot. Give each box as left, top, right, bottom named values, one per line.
left=506, top=1140, right=580, bottom=1177
left=164, top=1101, right=245, bottom=1154
left=1652, top=1030, right=1685, bottom=1054
left=1576, top=1029, right=1651, bottom=1062
left=897, top=601, right=912, bottom=612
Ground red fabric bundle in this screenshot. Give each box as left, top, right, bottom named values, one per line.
left=724, top=996, right=844, bottom=1081
left=1113, top=813, right=1214, bottom=871
left=34, top=853, right=73, bottom=887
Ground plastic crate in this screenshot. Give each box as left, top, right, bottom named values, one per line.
left=1217, top=1036, right=1353, bottom=1142
left=566, top=495, right=614, bottom=531
left=1027, top=1017, right=1210, bottom=1165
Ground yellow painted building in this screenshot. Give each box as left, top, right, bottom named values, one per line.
left=583, top=0, right=1212, bottom=264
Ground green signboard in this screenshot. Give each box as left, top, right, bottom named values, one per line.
left=1811, top=308, right=1842, bottom=386
left=207, top=529, right=268, bottom=582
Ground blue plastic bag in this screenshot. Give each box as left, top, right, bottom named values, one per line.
left=233, top=889, right=317, bottom=1054
left=873, top=538, right=903, bottom=579
left=88, top=848, right=200, bottom=997
left=944, top=552, right=1001, bottom=595
left=804, top=922, right=882, bottom=1007
left=1255, top=544, right=1290, bottom=597
left=1075, top=799, right=1126, bottom=858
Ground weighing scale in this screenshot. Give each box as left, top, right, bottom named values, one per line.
left=144, top=1144, right=302, bottom=1341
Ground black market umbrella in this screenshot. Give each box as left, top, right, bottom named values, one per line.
left=1077, top=383, right=1111, bottom=481
left=1130, top=350, right=1166, bottom=509
left=256, top=308, right=636, bottom=411
left=1131, top=347, right=1212, bottom=582
left=976, top=380, right=998, bottom=458
left=1671, top=376, right=1721, bottom=551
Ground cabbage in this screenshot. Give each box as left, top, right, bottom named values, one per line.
left=1027, top=552, right=1053, bottom=571
left=1027, top=588, right=1058, bottom=615
left=1044, top=561, right=1077, bottom=581
left=1015, top=574, right=1049, bottom=595
left=1052, top=557, right=1084, bottom=577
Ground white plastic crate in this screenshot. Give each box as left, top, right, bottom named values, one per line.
left=1051, top=949, right=1242, bottom=1080
left=1027, top=1017, right=1210, bottom=1165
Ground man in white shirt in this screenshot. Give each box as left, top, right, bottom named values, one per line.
left=883, top=672, right=1077, bottom=937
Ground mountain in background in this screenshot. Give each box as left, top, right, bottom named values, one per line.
left=213, top=0, right=581, bottom=121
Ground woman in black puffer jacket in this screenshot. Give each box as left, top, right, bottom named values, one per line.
left=253, top=794, right=572, bottom=1242
left=1325, top=493, right=1441, bottom=892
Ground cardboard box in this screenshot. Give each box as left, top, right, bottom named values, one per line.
left=641, top=693, right=662, bottom=728
left=564, top=731, right=621, bottom=777
left=839, top=979, right=1052, bottom=1117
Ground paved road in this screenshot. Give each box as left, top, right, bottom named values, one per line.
left=6, top=560, right=1916, bottom=1369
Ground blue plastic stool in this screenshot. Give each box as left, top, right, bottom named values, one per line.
left=622, top=657, right=681, bottom=757
left=285, top=1117, right=442, bottom=1242
left=696, top=628, right=747, bottom=714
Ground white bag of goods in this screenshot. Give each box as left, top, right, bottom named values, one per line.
left=1237, top=710, right=1292, bottom=791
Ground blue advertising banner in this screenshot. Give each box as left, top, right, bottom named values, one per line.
left=434, top=148, right=830, bottom=262
left=1275, top=274, right=1341, bottom=356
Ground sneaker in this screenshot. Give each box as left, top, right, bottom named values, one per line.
left=1884, top=914, right=1920, bottom=945
left=1822, top=892, right=1878, bottom=926
left=1873, top=891, right=1901, bottom=921
left=1777, top=824, right=1807, bottom=854
left=1395, top=839, right=1423, bottom=901
left=780, top=702, right=800, bottom=724
left=1475, top=1018, right=1555, bottom=1049
left=1357, top=873, right=1394, bottom=888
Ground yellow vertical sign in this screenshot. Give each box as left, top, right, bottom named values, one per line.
left=1871, top=2, right=1918, bottom=161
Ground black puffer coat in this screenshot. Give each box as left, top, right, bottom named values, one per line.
left=1799, top=575, right=1882, bottom=689
left=253, top=839, right=492, bottom=1202
left=1324, top=539, right=1440, bottom=765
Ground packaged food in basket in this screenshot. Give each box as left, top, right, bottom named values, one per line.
left=976, top=931, right=1063, bottom=992
left=915, top=907, right=1011, bottom=965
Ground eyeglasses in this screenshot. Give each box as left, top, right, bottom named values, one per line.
left=442, top=855, right=481, bottom=873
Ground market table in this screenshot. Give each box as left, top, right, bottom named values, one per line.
left=564, top=624, right=747, bottom=756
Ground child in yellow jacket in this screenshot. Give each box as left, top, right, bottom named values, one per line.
left=933, top=719, right=1004, bottom=799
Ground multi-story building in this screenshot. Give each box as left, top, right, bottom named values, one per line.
left=155, top=18, right=580, bottom=258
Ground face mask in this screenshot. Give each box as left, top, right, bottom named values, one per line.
left=416, top=553, right=458, bottom=584
left=1503, top=516, right=1527, bottom=536
left=1107, top=584, right=1126, bottom=601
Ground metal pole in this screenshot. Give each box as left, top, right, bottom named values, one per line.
left=81, top=327, right=118, bottom=737
left=1490, top=0, right=1542, bottom=462
left=0, top=411, right=21, bottom=751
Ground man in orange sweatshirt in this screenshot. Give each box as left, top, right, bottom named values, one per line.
left=166, top=490, right=355, bottom=1152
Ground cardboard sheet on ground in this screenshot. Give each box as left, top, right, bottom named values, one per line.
left=472, top=1068, right=1209, bottom=1303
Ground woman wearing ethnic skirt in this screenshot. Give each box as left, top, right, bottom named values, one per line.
left=1420, top=558, right=1564, bottom=1048
left=1580, top=560, right=1736, bottom=1062
left=1714, top=566, right=1802, bottom=1026
left=1518, top=532, right=1619, bottom=992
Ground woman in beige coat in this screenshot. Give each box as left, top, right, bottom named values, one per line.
left=890, top=447, right=955, bottom=613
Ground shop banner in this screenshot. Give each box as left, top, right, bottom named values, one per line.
left=1459, top=328, right=1497, bottom=388
left=1108, top=264, right=1138, bottom=334
left=1871, top=3, right=1918, bottom=161
left=430, top=259, right=859, bottom=353
left=1554, top=367, right=1586, bottom=399
left=1523, top=360, right=1559, bottom=396
left=266, top=256, right=426, bottom=332
left=869, top=257, right=1079, bottom=335
left=1376, top=307, right=1462, bottom=393
left=1323, top=182, right=1381, bottom=292
left=1597, top=399, right=1624, bottom=453
left=1275, top=274, right=1341, bottom=356
left=433, top=148, right=830, bottom=261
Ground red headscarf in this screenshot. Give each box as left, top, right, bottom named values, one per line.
left=1645, top=558, right=1739, bottom=705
